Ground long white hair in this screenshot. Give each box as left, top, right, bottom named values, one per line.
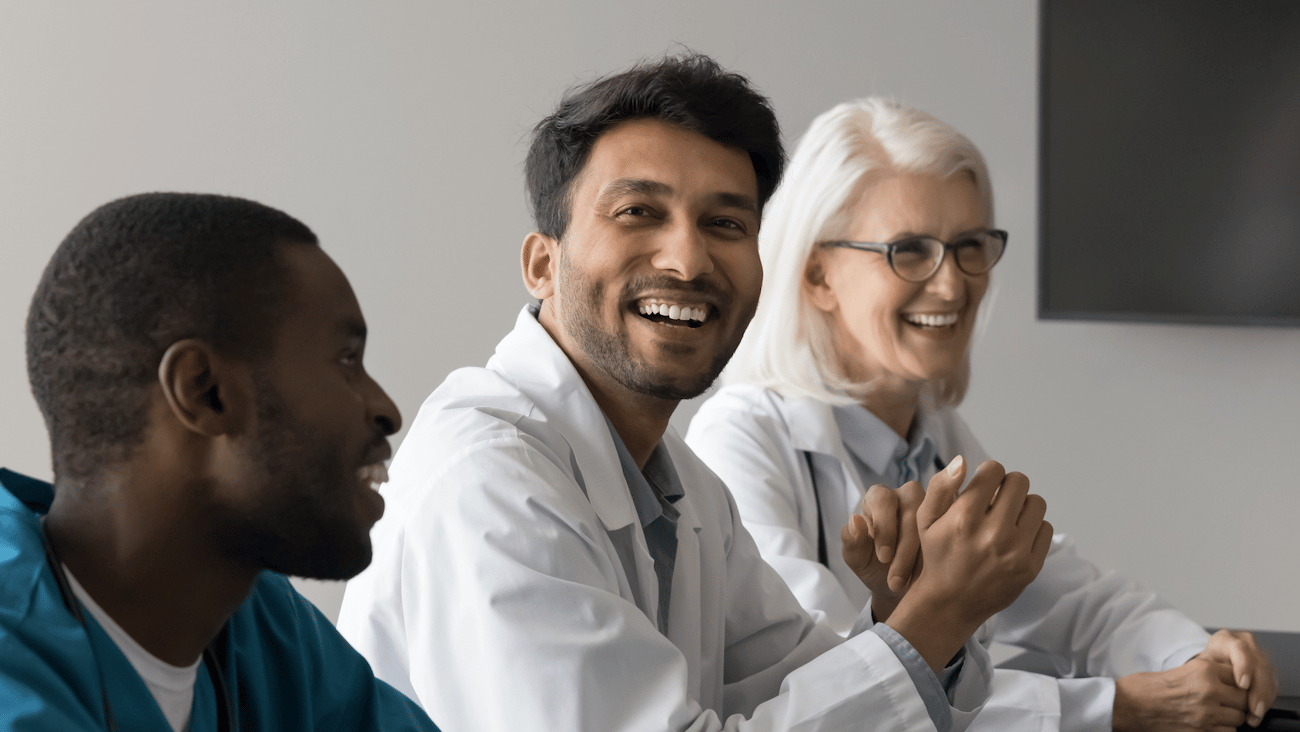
left=724, top=97, right=994, bottom=406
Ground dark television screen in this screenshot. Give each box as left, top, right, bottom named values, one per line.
left=1039, top=0, right=1300, bottom=326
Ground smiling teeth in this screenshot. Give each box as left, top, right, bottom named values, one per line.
left=357, top=463, right=389, bottom=490
left=904, top=313, right=959, bottom=327
left=638, top=303, right=708, bottom=323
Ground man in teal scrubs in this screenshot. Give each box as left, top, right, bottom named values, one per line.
left=0, top=193, right=440, bottom=731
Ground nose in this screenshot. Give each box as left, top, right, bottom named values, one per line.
left=366, top=375, right=402, bottom=437
left=925, top=249, right=968, bottom=302
left=650, top=221, right=714, bottom=280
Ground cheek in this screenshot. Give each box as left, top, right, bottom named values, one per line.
left=719, top=245, right=763, bottom=304
left=968, top=276, right=990, bottom=311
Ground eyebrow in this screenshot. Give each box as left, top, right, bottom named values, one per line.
left=595, top=178, right=671, bottom=210
left=343, top=319, right=368, bottom=342
left=595, top=178, right=758, bottom=215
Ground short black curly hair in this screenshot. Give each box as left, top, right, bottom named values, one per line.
left=26, top=192, right=318, bottom=484
left=525, top=52, right=785, bottom=241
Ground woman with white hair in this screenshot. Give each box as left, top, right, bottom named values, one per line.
left=686, top=98, right=1275, bottom=732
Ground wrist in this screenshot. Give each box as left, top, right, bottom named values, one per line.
left=885, top=593, right=981, bottom=674
left=869, top=594, right=899, bottom=624
left=1111, top=674, right=1139, bottom=732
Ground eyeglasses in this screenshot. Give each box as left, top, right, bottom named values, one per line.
left=820, top=228, right=1008, bottom=282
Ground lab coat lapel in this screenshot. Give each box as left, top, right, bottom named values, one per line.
left=779, top=396, right=867, bottom=517
left=661, top=431, right=706, bottom=689
left=489, top=307, right=661, bottom=622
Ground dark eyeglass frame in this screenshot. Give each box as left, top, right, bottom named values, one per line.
left=819, top=228, right=1008, bottom=282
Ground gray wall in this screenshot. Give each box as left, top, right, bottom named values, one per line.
left=3, top=1, right=1297, bottom=631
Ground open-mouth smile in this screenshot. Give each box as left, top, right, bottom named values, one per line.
left=635, top=298, right=715, bottom=329
left=902, top=312, right=959, bottom=329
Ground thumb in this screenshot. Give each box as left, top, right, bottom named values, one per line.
left=841, top=514, right=878, bottom=573
left=918, top=455, right=964, bottom=530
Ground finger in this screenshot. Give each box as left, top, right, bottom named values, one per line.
left=947, top=458, right=1005, bottom=520
left=888, top=482, right=924, bottom=592
left=989, top=471, right=1031, bottom=524
left=1210, top=701, right=1248, bottom=730
left=1206, top=631, right=1278, bottom=720
left=1206, top=661, right=1250, bottom=710
left=863, top=485, right=900, bottom=564
left=1236, top=640, right=1278, bottom=723
left=841, top=514, right=877, bottom=571
left=1017, top=494, right=1048, bottom=539
left=1218, top=631, right=1256, bottom=690
left=917, top=455, right=968, bottom=530
left=1029, top=520, right=1053, bottom=572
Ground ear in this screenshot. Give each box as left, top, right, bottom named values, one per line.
left=803, top=247, right=840, bottom=314
left=521, top=231, right=560, bottom=300
left=157, top=340, right=253, bottom=438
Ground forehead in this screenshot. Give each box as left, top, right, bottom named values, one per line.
left=273, top=243, right=364, bottom=342
left=846, top=172, right=985, bottom=239
left=575, top=118, right=758, bottom=202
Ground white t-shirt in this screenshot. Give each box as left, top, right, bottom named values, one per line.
left=64, top=565, right=199, bottom=732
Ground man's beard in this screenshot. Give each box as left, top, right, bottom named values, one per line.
left=214, top=381, right=373, bottom=581
left=558, top=250, right=749, bottom=402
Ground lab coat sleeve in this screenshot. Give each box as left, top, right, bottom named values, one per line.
left=390, top=434, right=943, bottom=732
left=686, top=390, right=863, bottom=636
left=994, top=534, right=1210, bottom=732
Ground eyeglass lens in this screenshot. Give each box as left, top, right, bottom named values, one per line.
left=890, top=231, right=1004, bottom=281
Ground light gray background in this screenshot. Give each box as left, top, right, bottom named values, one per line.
left=2, top=2, right=1297, bottom=632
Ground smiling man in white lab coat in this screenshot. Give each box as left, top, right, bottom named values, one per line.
left=338, top=53, right=1057, bottom=732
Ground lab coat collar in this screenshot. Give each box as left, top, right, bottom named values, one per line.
left=484, top=305, right=644, bottom=533
left=832, top=404, right=908, bottom=476
left=775, top=394, right=857, bottom=466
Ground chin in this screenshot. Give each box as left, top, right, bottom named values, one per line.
left=247, top=519, right=374, bottom=580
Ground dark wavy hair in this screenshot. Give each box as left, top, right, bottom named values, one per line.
left=525, top=52, right=785, bottom=240
left=26, top=192, right=318, bottom=484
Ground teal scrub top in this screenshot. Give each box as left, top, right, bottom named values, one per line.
left=0, top=468, right=440, bottom=732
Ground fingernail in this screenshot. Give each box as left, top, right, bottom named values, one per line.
left=946, top=454, right=964, bottom=477
left=878, top=545, right=893, bottom=563
left=1240, top=674, right=1251, bottom=690
left=1248, top=715, right=1261, bottom=727
left=1256, top=701, right=1268, bottom=718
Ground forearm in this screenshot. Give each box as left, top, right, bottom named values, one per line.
left=994, top=535, right=1209, bottom=677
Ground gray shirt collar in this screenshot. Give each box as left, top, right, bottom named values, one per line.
left=602, top=415, right=684, bottom=528
left=833, top=403, right=939, bottom=487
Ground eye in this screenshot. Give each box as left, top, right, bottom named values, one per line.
left=339, top=349, right=363, bottom=368
left=617, top=205, right=651, bottom=218
left=707, top=217, right=750, bottom=238
left=891, top=237, right=928, bottom=255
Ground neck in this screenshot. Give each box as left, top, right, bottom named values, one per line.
left=45, top=475, right=258, bottom=666
left=588, top=381, right=676, bottom=470
left=856, top=378, right=923, bottom=440
left=537, top=304, right=677, bottom=469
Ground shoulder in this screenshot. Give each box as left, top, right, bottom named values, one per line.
left=693, top=383, right=788, bottom=422
left=688, top=384, right=795, bottom=444
left=0, top=482, right=102, bottom=728
left=0, top=476, right=53, bottom=624
left=377, top=367, right=603, bottom=550
left=393, top=365, right=577, bottom=489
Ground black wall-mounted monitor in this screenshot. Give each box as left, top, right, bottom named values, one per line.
left=1038, top=0, right=1300, bottom=326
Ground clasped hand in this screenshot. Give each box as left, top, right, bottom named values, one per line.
left=841, top=458, right=1279, bottom=730
left=842, top=457, right=1052, bottom=671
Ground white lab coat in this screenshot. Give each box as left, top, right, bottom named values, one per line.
left=337, top=307, right=1035, bottom=732
left=686, top=383, right=1213, bottom=732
